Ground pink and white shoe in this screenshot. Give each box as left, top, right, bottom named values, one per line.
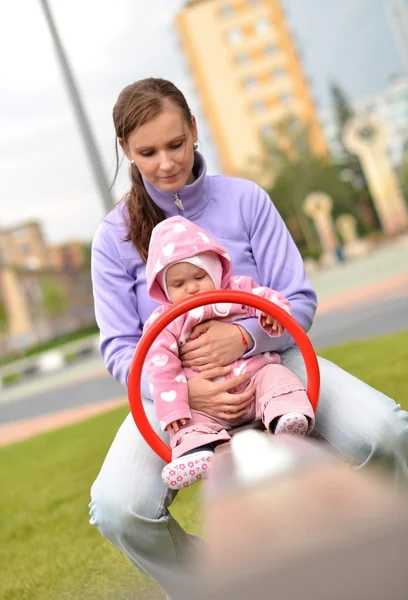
left=274, top=412, right=309, bottom=436
left=162, top=450, right=214, bottom=490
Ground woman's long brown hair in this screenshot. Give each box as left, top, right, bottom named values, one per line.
left=111, top=78, right=195, bottom=262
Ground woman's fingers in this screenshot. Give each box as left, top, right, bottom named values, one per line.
left=181, top=354, right=212, bottom=368
left=198, top=365, right=232, bottom=380
left=218, top=373, right=251, bottom=392
left=211, top=387, right=255, bottom=420
left=179, top=336, right=207, bottom=357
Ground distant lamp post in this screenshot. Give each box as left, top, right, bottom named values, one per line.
left=38, top=0, right=114, bottom=214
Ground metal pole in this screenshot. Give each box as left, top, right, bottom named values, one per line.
left=39, top=0, right=114, bottom=214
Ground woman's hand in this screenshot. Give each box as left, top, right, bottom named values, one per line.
left=179, top=320, right=254, bottom=372
left=187, top=365, right=255, bottom=422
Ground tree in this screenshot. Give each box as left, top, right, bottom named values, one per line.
left=251, top=118, right=359, bottom=257
left=0, top=298, right=8, bottom=332
left=41, top=277, right=68, bottom=317
left=399, top=145, right=408, bottom=203
left=81, top=242, right=92, bottom=269
left=330, top=82, right=354, bottom=142
left=329, top=81, right=379, bottom=232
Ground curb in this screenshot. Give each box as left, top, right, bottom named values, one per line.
left=317, top=273, right=408, bottom=315
left=0, top=397, right=127, bottom=448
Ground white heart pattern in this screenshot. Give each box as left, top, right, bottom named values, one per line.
left=148, top=313, right=160, bottom=326
left=175, top=374, right=187, bottom=383
left=151, top=354, right=169, bottom=367
left=213, top=303, right=231, bottom=316
left=197, top=231, right=209, bottom=243
left=263, top=352, right=276, bottom=361
left=173, top=223, right=187, bottom=233
left=155, top=259, right=163, bottom=273
left=233, top=362, right=247, bottom=376
left=163, top=243, right=175, bottom=257
left=252, top=287, right=265, bottom=296
left=161, top=390, right=177, bottom=402
left=190, top=306, right=204, bottom=320
left=170, top=342, right=178, bottom=352
left=149, top=382, right=154, bottom=394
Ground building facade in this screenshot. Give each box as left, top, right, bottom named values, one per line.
left=0, top=221, right=50, bottom=269
left=0, top=221, right=94, bottom=354
left=176, top=0, right=327, bottom=175
left=0, top=266, right=95, bottom=352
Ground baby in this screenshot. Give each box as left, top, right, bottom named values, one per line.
left=143, top=216, right=315, bottom=489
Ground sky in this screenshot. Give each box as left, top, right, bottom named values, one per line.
left=0, top=0, right=406, bottom=244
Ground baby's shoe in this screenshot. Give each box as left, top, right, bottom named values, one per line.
left=274, top=412, right=309, bottom=436
left=162, top=450, right=214, bottom=490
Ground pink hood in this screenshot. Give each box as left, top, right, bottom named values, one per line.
left=147, top=216, right=232, bottom=304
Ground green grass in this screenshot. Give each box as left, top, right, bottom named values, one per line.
left=1, top=330, right=407, bottom=600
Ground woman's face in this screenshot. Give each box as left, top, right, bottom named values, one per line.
left=123, top=102, right=198, bottom=192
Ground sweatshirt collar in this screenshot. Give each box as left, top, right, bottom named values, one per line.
left=142, top=151, right=209, bottom=218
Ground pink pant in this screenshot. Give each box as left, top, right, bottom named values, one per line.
left=170, top=363, right=315, bottom=459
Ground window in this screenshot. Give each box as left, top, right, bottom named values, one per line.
left=235, top=53, right=250, bottom=66
left=280, top=93, right=293, bottom=106
left=252, top=100, right=267, bottom=113
left=254, top=18, right=270, bottom=35
left=272, top=67, right=285, bottom=80
left=286, top=116, right=300, bottom=130
left=243, top=76, right=257, bottom=90
left=228, top=27, right=243, bottom=44
left=260, top=125, right=274, bottom=138
left=13, top=228, right=26, bottom=240
left=220, top=4, right=234, bottom=17
left=264, top=43, right=277, bottom=57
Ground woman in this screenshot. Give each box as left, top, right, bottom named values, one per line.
left=89, top=78, right=408, bottom=598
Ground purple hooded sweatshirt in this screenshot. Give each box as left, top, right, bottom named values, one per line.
left=91, top=152, right=317, bottom=397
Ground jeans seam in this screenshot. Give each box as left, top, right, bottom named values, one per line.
left=154, top=483, right=174, bottom=521
left=154, top=484, right=188, bottom=568
left=310, top=429, right=358, bottom=465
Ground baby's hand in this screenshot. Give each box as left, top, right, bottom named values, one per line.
left=166, top=419, right=188, bottom=433
left=261, top=313, right=284, bottom=335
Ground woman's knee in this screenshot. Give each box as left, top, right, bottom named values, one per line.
left=368, top=403, right=408, bottom=458
left=89, top=475, right=172, bottom=543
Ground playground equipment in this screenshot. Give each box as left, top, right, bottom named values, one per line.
left=128, top=290, right=320, bottom=463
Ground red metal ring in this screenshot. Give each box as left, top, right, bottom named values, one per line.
left=128, top=291, right=320, bottom=463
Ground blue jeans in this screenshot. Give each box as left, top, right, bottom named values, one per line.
left=89, top=347, right=408, bottom=598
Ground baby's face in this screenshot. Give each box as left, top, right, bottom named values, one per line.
left=165, top=262, right=215, bottom=303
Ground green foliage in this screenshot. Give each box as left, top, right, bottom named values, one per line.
left=0, top=297, right=8, bottom=332
left=254, top=119, right=358, bottom=255
left=81, top=243, right=92, bottom=269
left=41, top=277, right=68, bottom=317
left=398, top=150, right=408, bottom=202
left=330, top=81, right=355, bottom=140
left=329, top=82, right=380, bottom=232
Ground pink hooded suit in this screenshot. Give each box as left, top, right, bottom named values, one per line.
left=144, top=216, right=314, bottom=458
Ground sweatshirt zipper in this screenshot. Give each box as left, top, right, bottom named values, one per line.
left=173, top=192, right=184, bottom=212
